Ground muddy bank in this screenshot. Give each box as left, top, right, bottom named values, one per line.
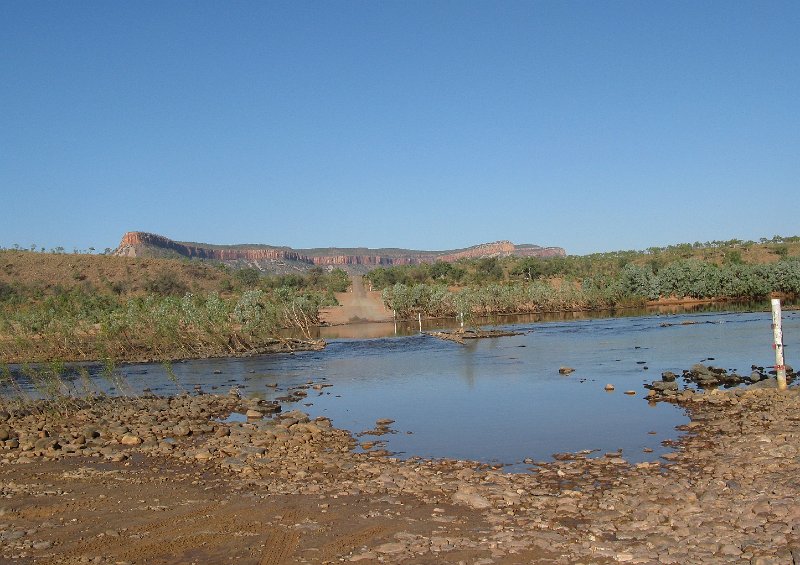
left=0, top=384, right=799, bottom=563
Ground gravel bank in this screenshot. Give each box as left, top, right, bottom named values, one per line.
left=0, top=382, right=798, bottom=563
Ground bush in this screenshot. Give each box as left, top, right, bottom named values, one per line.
left=145, top=271, right=189, bottom=296
left=0, top=281, right=16, bottom=302
left=234, top=267, right=261, bottom=288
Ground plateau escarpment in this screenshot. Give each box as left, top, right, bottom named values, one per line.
left=114, top=232, right=566, bottom=273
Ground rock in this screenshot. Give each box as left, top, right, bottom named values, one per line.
left=261, top=403, right=281, bottom=414
left=120, top=434, right=142, bottom=446
left=604, top=384, right=615, bottom=391
left=661, top=371, right=677, bottom=382
left=374, top=542, right=406, bottom=554
left=559, top=367, right=575, bottom=375
left=172, top=425, right=192, bottom=437
left=650, top=381, right=679, bottom=392
left=624, top=390, right=636, bottom=395
left=750, top=371, right=762, bottom=383
left=376, top=418, right=395, bottom=426
left=245, top=409, right=263, bottom=419
left=453, top=489, right=492, bottom=510
left=691, top=363, right=713, bottom=376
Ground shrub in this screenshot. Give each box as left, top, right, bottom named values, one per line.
left=145, top=271, right=189, bottom=296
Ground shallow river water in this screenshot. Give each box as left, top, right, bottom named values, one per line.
left=108, top=307, right=798, bottom=469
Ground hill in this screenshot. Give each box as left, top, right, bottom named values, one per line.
left=0, top=250, right=233, bottom=300
left=113, top=231, right=566, bottom=274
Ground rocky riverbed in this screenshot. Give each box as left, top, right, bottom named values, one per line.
left=0, top=381, right=799, bottom=564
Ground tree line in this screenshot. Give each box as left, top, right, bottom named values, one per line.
left=366, top=240, right=800, bottom=320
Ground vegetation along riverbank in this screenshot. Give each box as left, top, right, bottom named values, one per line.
left=368, top=236, right=800, bottom=319
left=0, top=250, right=348, bottom=363
left=1, top=235, right=798, bottom=363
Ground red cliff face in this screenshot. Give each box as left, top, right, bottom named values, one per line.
left=116, top=232, right=315, bottom=263
left=438, top=241, right=516, bottom=262
left=114, top=232, right=566, bottom=268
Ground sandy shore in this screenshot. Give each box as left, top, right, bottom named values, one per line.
left=0, top=382, right=798, bottom=564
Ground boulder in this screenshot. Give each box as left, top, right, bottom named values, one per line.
left=649, top=381, right=678, bottom=392
left=120, top=434, right=142, bottom=446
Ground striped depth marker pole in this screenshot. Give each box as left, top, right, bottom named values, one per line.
left=771, top=298, right=787, bottom=391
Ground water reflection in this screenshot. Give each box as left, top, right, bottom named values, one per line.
left=300, top=300, right=795, bottom=341
left=5, top=304, right=798, bottom=469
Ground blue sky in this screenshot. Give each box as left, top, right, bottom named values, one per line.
left=2, top=1, right=798, bottom=255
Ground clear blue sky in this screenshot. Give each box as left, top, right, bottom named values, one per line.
left=2, top=1, right=798, bottom=255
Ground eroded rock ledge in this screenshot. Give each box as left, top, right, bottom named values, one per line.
left=114, top=231, right=566, bottom=269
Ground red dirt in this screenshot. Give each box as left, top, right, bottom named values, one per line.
left=320, top=276, right=393, bottom=325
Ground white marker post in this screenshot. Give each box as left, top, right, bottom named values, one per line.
left=418, top=312, right=422, bottom=333
left=771, top=298, right=787, bottom=391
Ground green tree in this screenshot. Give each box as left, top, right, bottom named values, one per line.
left=234, top=267, right=261, bottom=288
left=510, top=258, right=543, bottom=280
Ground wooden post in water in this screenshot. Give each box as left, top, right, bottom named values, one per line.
left=418, top=312, right=422, bottom=333
left=771, top=298, right=787, bottom=391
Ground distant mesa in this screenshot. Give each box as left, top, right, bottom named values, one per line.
left=114, top=231, right=565, bottom=273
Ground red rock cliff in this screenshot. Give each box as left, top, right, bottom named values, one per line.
left=114, top=232, right=566, bottom=267
left=116, top=232, right=315, bottom=263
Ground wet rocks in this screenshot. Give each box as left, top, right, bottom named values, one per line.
left=648, top=380, right=679, bottom=393
left=646, top=362, right=792, bottom=401
left=559, top=366, right=575, bottom=375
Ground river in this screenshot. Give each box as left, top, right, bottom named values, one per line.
left=100, top=306, right=798, bottom=469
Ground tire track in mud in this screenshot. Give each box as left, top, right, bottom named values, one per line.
left=61, top=500, right=264, bottom=563
left=259, top=529, right=300, bottom=565
left=315, top=524, right=389, bottom=560
left=258, top=505, right=305, bottom=564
